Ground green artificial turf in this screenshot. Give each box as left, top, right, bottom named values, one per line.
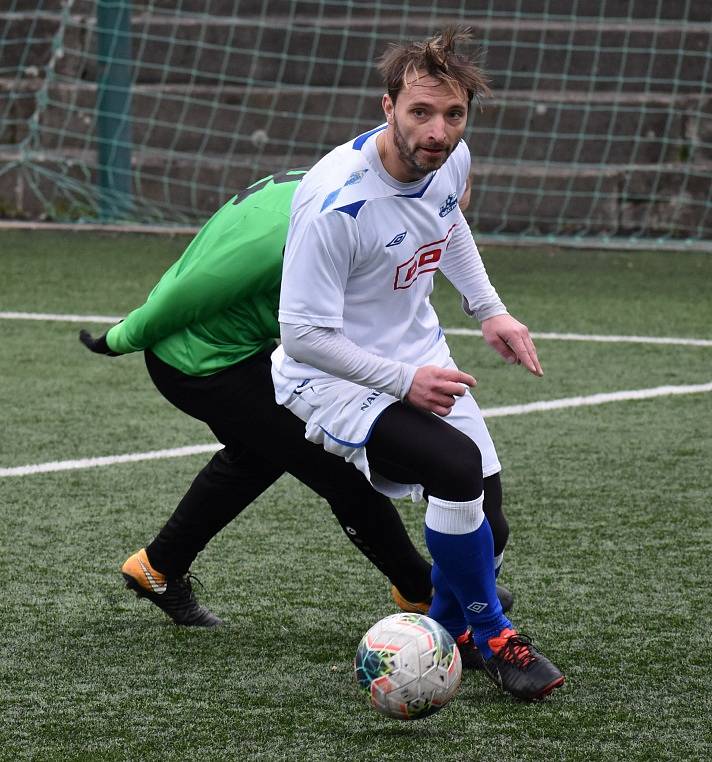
left=1, top=231, right=711, bottom=760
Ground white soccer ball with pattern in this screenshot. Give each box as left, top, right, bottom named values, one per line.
left=354, top=613, right=462, bottom=720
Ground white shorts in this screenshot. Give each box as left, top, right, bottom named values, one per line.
left=271, top=347, right=501, bottom=501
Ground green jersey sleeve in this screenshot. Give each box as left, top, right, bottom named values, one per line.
left=105, top=171, right=304, bottom=371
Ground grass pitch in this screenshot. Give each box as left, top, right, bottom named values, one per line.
left=1, top=230, right=711, bottom=761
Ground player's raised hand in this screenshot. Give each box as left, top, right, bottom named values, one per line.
left=79, top=329, right=120, bottom=356
left=406, top=365, right=476, bottom=416
left=481, top=313, right=543, bottom=377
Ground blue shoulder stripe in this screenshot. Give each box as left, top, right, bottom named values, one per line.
left=334, top=200, right=367, bottom=218
left=352, top=124, right=387, bottom=150
left=320, top=189, right=341, bottom=211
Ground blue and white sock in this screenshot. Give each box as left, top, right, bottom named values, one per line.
left=424, top=493, right=511, bottom=659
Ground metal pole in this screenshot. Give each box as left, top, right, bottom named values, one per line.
left=97, top=0, right=133, bottom=221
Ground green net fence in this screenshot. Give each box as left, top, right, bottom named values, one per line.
left=2, top=1, right=711, bottom=247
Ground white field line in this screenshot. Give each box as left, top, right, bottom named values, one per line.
left=2, top=310, right=712, bottom=347
left=0, top=444, right=221, bottom=478
left=445, top=327, right=712, bottom=348
left=481, top=380, right=712, bottom=417
left=0, top=311, right=123, bottom=323
left=2, top=381, right=711, bottom=478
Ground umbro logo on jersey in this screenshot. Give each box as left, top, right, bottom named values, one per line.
left=139, top=558, right=167, bottom=594
left=386, top=231, right=407, bottom=247
left=466, top=600, right=488, bottom=614
left=439, top=193, right=458, bottom=217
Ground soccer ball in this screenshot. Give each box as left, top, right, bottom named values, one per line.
left=354, top=613, right=462, bottom=721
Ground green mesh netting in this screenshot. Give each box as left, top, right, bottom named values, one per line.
left=1, top=0, right=711, bottom=246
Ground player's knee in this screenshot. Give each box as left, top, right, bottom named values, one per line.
left=430, top=440, right=483, bottom=501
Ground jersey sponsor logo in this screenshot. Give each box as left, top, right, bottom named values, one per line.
left=466, top=600, right=488, bottom=614
left=360, top=390, right=382, bottom=411
left=393, top=224, right=456, bottom=290
left=386, top=231, right=407, bottom=247
left=439, top=192, right=458, bottom=217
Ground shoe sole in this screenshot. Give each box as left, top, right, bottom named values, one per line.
left=122, top=572, right=150, bottom=598
left=532, top=675, right=565, bottom=700
left=485, top=665, right=566, bottom=700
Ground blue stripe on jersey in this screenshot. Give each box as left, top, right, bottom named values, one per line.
left=321, top=170, right=369, bottom=211
left=319, top=425, right=370, bottom=448
left=319, top=407, right=387, bottom=448
left=352, top=124, right=387, bottom=150
left=320, top=188, right=341, bottom=211
left=395, top=173, right=436, bottom=199
left=334, top=199, right=367, bottom=218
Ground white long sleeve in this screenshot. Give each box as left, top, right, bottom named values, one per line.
left=440, top=213, right=507, bottom=322
left=280, top=323, right=418, bottom=400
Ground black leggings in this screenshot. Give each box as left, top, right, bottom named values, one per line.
left=366, top=402, right=509, bottom=553
left=142, top=350, right=432, bottom=601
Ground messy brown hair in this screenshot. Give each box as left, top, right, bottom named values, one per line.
left=377, top=27, right=491, bottom=107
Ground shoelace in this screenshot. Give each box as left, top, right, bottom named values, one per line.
left=494, top=633, right=537, bottom=669
left=185, top=572, right=205, bottom=590
left=170, top=573, right=205, bottom=614
left=174, top=572, right=207, bottom=594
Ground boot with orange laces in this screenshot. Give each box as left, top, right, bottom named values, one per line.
left=481, top=628, right=564, bottom=699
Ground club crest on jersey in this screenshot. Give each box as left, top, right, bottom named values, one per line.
left=345, top=169, right=367, bottom=186
left=386, top=231, right=407, bottom=247
left=393, top=224, right=456, bottom=290
left=439, top=193, right=458, bottom=217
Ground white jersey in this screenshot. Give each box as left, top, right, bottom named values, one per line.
left=272, top=125, right=503, bottom=496
left=276, top=124, right=473, bottom=381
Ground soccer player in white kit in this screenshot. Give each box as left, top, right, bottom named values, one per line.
left=272, top=28, right=565, bottom=700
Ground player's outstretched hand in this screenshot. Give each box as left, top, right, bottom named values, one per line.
left=481, top=314, right=543, bottom=377
left=406, top=365, right=476, bottom=416
left=79, top=329, right=120, bottom=356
